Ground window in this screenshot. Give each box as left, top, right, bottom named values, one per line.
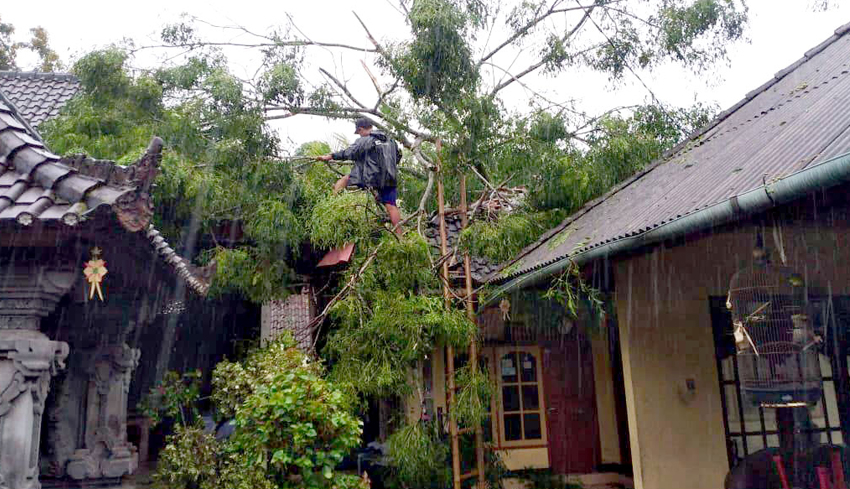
left=710, top=297, right=848, bottom=467
left=495, top=347, right=547, bottom=447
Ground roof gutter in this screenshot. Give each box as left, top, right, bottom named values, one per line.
left=483, top=150, right=850, bottom=307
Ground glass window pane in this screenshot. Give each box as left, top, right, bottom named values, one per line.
left=520, top=352, right=537, bottom=382
left=501, top=353, right=518, bottom=383
left=522, top=385, right=540, bottom=410
left=503, top=386, right=520, bottom=412
left=820, top=354, right=833, bottom=377
left=423, top=357, right=433, bottom=394
left=504, top=414, right=522, bottom=441
left=767, top=435, right=780, bottom=448
left=763, top=407, right=777, bottom=432
left=721, top=357, right=735, bottom=381
left=725, top=385, right=742, bottom=433
left=524, top=413, right=542, bottom=439
left=484, top=416, right=492, bottom=442
left=824, top=381, right=841, bottom=426
left=747, top=436, right=765, bottom=454
left=833, top=431, right=844, bottom=446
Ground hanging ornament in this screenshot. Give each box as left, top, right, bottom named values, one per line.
left=499, top=297, right=511, bottom=321
left=83, top=247, right=108, bottom=301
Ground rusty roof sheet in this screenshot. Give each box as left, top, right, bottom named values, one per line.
left=0, top=84, right=211, bottom=295
left=0, top=71, right=79, bottom=128
left=491, top=22, right=850, bottom=284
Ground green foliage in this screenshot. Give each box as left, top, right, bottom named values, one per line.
left=140, top=370, right=203, bottom=427
left=153, top=425, right=228, bottom=489
left=40, top=48, right=313, bottom=300
left=513, top=468, right=582, bottom=489
left=591, top=0, right=748, bottom=78
left=0, top=17, right=62, bottom=71
left=387, top=0, right=478, bottom=106
left=458, top=214, right=546, bottom=263
left=208, top=246, right=295, bottom=305
left=453, top=362, right=493, bottom=428
left=151, top=334, right=366, bottom=489
left=308, top=191, right=383, bottom=249
left=357, top=233, right=437, bottom=294
left=322, top=234, right=473, bottom=396
left=384, top=422, right=452, bottom=489
left=327, top=289, right=475, bottom=397
left=544, top=260, right=604, bottom=332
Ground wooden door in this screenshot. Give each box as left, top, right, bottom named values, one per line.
left=544, top=334, right=600, bottom=474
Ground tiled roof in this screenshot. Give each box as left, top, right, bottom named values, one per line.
left=490, top=21, right=850, bottom=284
left=0, top=86, right=210, bottom=295
left=0, top=71, right=79, bottom=129
left=425, top=212, right=499, bottom=283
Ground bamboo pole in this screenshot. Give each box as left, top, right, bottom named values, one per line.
left=435, top=140, right=462, bottom=489
left=459, top=173, right=487, bottom=488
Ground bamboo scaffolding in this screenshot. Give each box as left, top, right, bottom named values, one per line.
left=434, top=140, right=462, bottom=489
left=459, top=173, right=487, bottom=488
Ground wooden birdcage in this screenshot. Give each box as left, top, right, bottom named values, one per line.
left=727, top=245, right=823, bottom=407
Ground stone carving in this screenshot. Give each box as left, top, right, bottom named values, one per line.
left=0, top=269, right=75, bottom=331
left=0, top=330, right=69, bottom=489
left=41, top=370, right=76, bottom=479
left=0, top=266, right=73, bottom=489
left=113, top=137, right=163, bottom=233
left=66, top=344, right=141, bottom=482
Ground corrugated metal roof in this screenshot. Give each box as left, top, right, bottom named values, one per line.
left=0, top=71, right=79, bottom=128
left=490, top=22, right=850, bottom=284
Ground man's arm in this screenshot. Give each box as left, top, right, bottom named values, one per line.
left=331, top=136, right=372, bottom=161
left=318, top=137, right=370, bottom=162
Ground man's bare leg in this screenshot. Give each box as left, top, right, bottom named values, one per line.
left=333, top=175, right=350, bottom=194
left=385, top=203, right=402, bottom=235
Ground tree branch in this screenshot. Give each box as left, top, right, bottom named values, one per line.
left=477, top=0, right=616, bottom=69
left=131, top=40, right=376, bottom=54
left=490, top=5, right=596, bottom=96
left=309, top=242, right=385, bottom=350
left=319, top=67, right=370, bottom=110
left=352, top=11, right=387, bottom=57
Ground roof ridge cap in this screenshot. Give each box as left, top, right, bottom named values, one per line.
left=0, top=70, right=78, bottom=82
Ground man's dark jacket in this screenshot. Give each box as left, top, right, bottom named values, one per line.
left=332, top=131, right=400, bottom=189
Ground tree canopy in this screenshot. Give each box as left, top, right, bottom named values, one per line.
left=0, top=15, right=62, bottom=71
left=38, top=2, right=753, bottom=484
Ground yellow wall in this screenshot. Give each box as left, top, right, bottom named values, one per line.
left=615, top=214, right=850, bottom=489
left=591, top=329, right=621, bottom=464
left=497, top=447, right=550, bottom=470
left=616, top=248, right=730, bottom=489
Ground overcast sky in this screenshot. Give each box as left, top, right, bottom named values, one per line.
left=4, top=1, right=849, bottom=150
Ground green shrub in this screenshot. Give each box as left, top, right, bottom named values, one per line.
left=150, top=333, right=366, bottom=489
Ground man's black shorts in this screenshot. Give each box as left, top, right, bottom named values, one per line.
left=376, top=186, right=397, bottom=206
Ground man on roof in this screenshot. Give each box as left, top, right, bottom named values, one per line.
left=318, top=118, right=402, bottom=234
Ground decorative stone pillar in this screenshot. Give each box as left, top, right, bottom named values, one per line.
left=66, top=344, right=141, bottom=482
left=0, top=269, right=72, bottom=489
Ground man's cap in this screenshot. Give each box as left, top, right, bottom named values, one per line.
left=354, top=117, right=373, bottom=134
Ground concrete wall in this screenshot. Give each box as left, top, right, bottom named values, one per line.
left=614, top=198, right=850, bottom=489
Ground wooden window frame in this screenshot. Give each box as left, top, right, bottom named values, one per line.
left=488, top=346, right=548, bottom=449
